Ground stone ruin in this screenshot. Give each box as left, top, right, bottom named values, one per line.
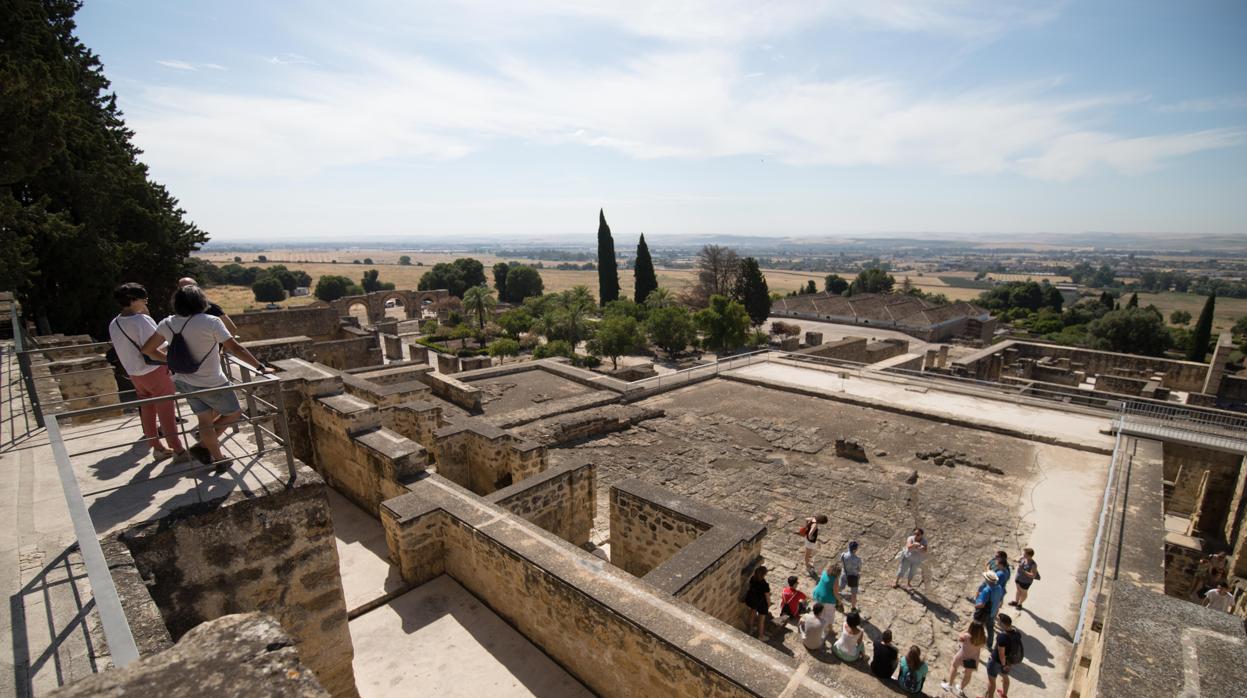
left=914, top=448, right=1005, bottom=474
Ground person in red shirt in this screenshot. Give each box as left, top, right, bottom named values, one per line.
left=779, top=575, right=809, bottom=625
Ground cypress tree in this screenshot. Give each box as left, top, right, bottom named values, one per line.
left=735, top=257, right=771, bottom=327
left=1188, top=293, right=1215, bottom=362
left=1127, top=292, right=1139, bottom=308
left=597, top=209, right=619, bottom=305
left=633, top=233, right=657, bottom=304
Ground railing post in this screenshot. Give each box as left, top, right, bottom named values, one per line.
left=269, top=376, right=297, bottom=485
left=241, top=364, right=264, bottom=453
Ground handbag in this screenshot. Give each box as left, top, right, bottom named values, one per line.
left=798, top=524, right=810, bottom=537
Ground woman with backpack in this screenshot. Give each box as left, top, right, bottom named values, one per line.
left=896, top=645, right=928, bottom=694
left=940, top=620, right=987, bottom=697
left=108, top=283, right=185, bottom=461
left=142, top=285, right=270, bottom=472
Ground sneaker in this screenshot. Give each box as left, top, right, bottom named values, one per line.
left=940, top=681, right=953, bottom=693
left=212, top=458, right=232, bottom=475
left=1007, top=601, right=1019, bottom=607
left=188, top=444, right=212, bottom=464
left=957, top=689, right=967, bottom=698
left=151, top=447, right=174, bottom=461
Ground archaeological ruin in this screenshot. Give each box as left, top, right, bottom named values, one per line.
left=3, top=289, right=1245, bottom=698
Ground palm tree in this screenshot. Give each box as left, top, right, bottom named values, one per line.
left=462, top=285, right=497, bottom=331
left=644, top=287, right=673, bottom=309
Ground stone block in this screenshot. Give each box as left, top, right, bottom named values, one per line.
left=835, top=439, right=868, bottom=462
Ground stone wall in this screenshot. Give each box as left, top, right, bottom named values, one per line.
left=794, top=336, right=907, bottom=365
left=432, top=419, right=546, bottom=495
left=424, top=371, right=482, bottom=411
left=341, top=371, right=430, bottom=407
left=119, top=467, right=356, bottom=697
left=1164, top=442, right=1243, bottom=534
left=310, top=392, right=427, bottom=514
left=309, top=335, right=382, bottom=370
left=233, top=305, right=341, bottom=342
left=243, top=336, right=315, bottom=364
left=610, top=479, right=767, bottom=631
left=486, top=458, right=596, bottom=547
left=380, top=477, right=834, bottom=698
left=953, top=340, right=1210, bottom=393
left=381, top=400, right=445, bottom=451
left=47, top=355, right=121, bottom=423
left=50, top=613, right=330, bottom=698
left=514, top=404, right=663, bottom=446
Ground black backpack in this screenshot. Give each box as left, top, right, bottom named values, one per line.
left=1005, top=629, right=1025, bottom=665
left=166, top=315, right=217, bottom=375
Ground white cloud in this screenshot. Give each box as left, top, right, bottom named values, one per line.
left=268, top=53, right=314, bottom=66
left=156, top=59, right=197, bottom=71
left=1154, top=95, right=1247, bottom=113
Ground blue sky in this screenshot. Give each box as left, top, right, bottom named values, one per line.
left=77, top=0, right=1247, bottom=241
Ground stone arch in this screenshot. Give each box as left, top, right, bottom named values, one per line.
left=379, top=291, right=411, bottom=321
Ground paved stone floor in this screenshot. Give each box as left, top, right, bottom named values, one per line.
left=467, top=369, right=600, bottom=417
left=551, top=378, right=1110, bottom=697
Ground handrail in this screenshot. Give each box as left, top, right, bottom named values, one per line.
left=1071, top=408, right=1125, bottom=649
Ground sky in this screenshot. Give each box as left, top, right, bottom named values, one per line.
left=76, top=0, right=1247, bottom=242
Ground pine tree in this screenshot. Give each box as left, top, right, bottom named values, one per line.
left=1188, top=293, right=1215, bottom=362
left=597, top=209, right=620, bottom=305
left=1127, top=293, right=1139, bottom=309
left=735, top=257, right=771, bottom=326
left=633, top=233, right=657, bottom=304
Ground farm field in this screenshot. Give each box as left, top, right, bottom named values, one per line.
left=1134, top=291, right=1246, bottom=334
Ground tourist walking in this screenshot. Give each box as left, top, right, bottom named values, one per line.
left=1009, top=548, right=1040, bottom=611
left=832, top=611, right=865, bottom=662
left=893, top=527, right=929, bottom=590
left=940, top=620, right=987, bottom=697
left=812, top=561, right=841, bottom=623
left=801, top=514, right=829, bottom=572
left=983, top=614, right=1021, bottom=698
left=973, top=570, right=1004, bottom=647
left=779, top=575, right=809, bottom=625
left=839, top=541, right=863, bottom=612
left=869, top=629, right=898, bottom=680
left=744, top=566, right=772, bottom=641
left=108, top=283, right=185, bottom=461
left=798, top=603, right=828, bottom=651
left=897, top=645, right=929, bottom=694
left=142, top=285, right=269, bottom=472
left=1203, top=581, right=1235, bottom=613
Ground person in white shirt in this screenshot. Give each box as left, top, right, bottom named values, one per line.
left=141, top=285, right=269, bottom=472
left=798, top=603, right=829, bottom=650
left=1203, top=582, right=1234, bottom=613
left=108, top=284, right=185, bottom=460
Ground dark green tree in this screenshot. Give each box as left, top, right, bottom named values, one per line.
left=1188, top=293, right=1215, bottom=362
left=1099, top=291, right=1115, bottom=310
left=1, top=0, right=207, bottom=334
left=398, top=255, right=412, bottom=265
left=633, top=233, right=657, bottom=305
left=735, top=257, right=771, bottom=326
left=694, top=295, right=751, bottom=352
left=361, top=269, right=394, bottom=293
left=496, top=309, right=534, bottom=339
left=492, top=262, right=509, bottom=298
left=1088, top=308, right=1173, bottom=356
left=804, top=280, right=818, bottom=295
left=314, top=275, right=358, bottom=301
left=587, top=314, right=646, bottom=370
left=645, top=305, right=696, bottom=358
left=1170, top=310, right=1191, bottom=325
left=418, top=258, right=484, bottom=297
left=849, top=268, right=895, bottom=295
left=824, top=274, right=849, bottom=295
left=251, top=276, right=285, bottom=303
left=1126, top=292, right=1139, bottom=309
left=597, top=209, right=619, bottom=305
left=501, top=266, right=544, bottom=303
left=1041, top=285, right=1064, bottom=312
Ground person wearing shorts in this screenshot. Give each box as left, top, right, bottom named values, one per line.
left=143, top=285, right=269, bottom=472
left=894, top=527, right=929, bottom=590
left=743, top=566, right=772, bottom=640
left=1010, top=548, right=1040, bottom=611
left=802, top=514, right=828, bottom=572
left=984, top=614, right=1016, bottom=698
left=839, top=541, right=862, bottom=612
left=941, top=619, right=986, bottom=696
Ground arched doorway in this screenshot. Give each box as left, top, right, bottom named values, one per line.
left=346, top=300, right=370, bottom=327
left=382, top=294, right=408, bottom=322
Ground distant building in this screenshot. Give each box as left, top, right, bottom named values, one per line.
left=1055, top=283, right=1081, bottom=307
left=292, top=286, right=310, bottom=296
left=771, top=292, right=996, bottom=343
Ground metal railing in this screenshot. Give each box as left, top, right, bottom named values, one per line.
left=622, top=349, right=771, bottom=394
left=5, top=313, right=298, bottom=672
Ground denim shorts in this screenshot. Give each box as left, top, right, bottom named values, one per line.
left=987, top=657, right=1005, bottom=678
left=174, top=378, right=242, bottom=416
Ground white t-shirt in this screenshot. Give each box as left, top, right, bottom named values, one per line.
left=1204, top=589, right=1233, bottom=613
left=109, top=314, right=162, bottom=377
left=155, top=314, right=231, bottom=387
left=799, top=613, right=827, bottom=649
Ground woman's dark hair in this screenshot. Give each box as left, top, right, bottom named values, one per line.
left=906, top=645, right=922, bottom=668
left=846, top=612, right=861, bottom=629
left=914, top=528, right=924, bottom=536
left=752, top=565, right=767, bottom=580
left=114, top=283, right=148, bottom=307
left=968, top=620, right=987, bottom=646
left=812, top=602, right=824, bottom=616
left=172, top=285, right=209, bottom=317
left=880, top=629, right=892, bottom=643
left=815, top=514, right=828, bottom=524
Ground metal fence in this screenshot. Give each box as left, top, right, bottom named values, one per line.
left=621, top=349, right=771, bottom=395
left=5, top=307, right=298, bottom=672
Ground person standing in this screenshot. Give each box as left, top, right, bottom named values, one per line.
left=869, top=629, right=899, bottom=680
left=988, top=551, right=1011, bottom=588
left=801, top=514, right=829, bottom=573
left=177, top=276, right=238, bottom=336
left=983, top=614, right=1019, bottom=698
left=897, top=645, right=929, bottom=694
left=974, top=570, right=1003, bottom=647
left=839, top=541, right=863, bottom=612
left=744, top=566, right=772, bottom=641
left=108, top=283, right=185, bottom=461
left=1009, top=548, right=1040, bottom=611
left=1203, top=581, right=1234, bottom=613
left=941, top=620, right=987, bottom=697
left=812, top=561, right=841, bottom=625
left=142, top=285, right=269, bottom=471
left=798, top=603, right=829, bottom=651
left=893, top=528, right=929, bottom=590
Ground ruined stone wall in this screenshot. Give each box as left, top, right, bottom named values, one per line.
left=380, top=481, right=783, bottom=698
left=1218, top=375, right=1247, bottom=406
left=668, top=532, right=765, bottom=631
left=1163, top=540, right=1204, bottom=598
left=341, top=371, right=430, bottom=407
left=958, top=341, right=1210, bottom=392
left=798, top=336, right=868, bottom=362
left=47, top=355, right=121, bottom=423
left=609, top=486, right=709, bottom=576
left=310, top=393, right=426, bottom=515
left=233, top=305, right=341, bottom=342
left=1098, top=373, right=1151, bottom=396
left=1164, top=442, right=1243, bottom=532
left=381, top=400, right=444, bottom=451
left=425, top=371, right=482, bottom=411
left=119, top=470, right=355, bottom=697
left=243, top=336, right=315, bottom=364
left=309, top=335, right=382, bottom=370
left=432, top=420, right=547, bottom=495
left=486, top=459, right=596, bottom=546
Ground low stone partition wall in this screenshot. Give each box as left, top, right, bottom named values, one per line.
left=311, top=392, right=427, bottom=514
left=795, top=336, right=869, bottom=363
left=953, top=339, right=1212, bottom=393
left=233, top=304, right=341, bottom=342
left=381, top=399, right=445, bottom=451
left=513, top=404, right=663, bottom=445
left=341, top=370, right=430, bottom=408
left=242, top=335, right=315, bottom=364
left=309, top=334, right=382, bottom=370
left=610, top=479, right=767, bottom=630
left=380, top=476, right=844, bottom=698
left=432, top=419, right=546, bottom=495
left=118, top=466, right=355, bottom=697
left=51, top=613, right=330, bottom=698
left=47, top=355, right=121, bottom=423
left=486, top=458, right=596, bottom=546
left=351, top=363, right=432, bottom=383
left=424, top=371, right=482, bottom=411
